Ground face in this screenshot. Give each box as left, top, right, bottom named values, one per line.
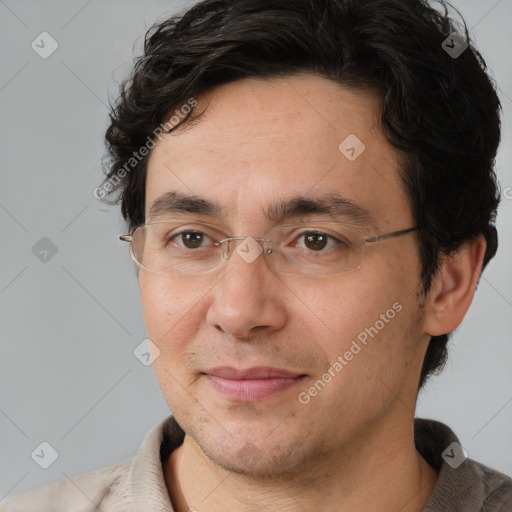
left=141, top=74, right=429, bottom=477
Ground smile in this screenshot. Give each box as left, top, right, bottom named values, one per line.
left=204, top=366, right=307, bottom=402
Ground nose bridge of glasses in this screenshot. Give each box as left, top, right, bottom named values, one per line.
left=220, top=236, right=272, bottom=261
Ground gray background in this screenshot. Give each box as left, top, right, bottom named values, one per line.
left=1, top=0, right=511, bottom=497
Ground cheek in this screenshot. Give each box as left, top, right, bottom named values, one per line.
left=290, top=273, right=394, bottom=350
left=139, top=274, right=207, bottom=407
left=139, top=276, right=172, bottom=339
left=303, top=293, right=422, bottom=432
left=301, top=263, right=422, bottom=381
left=139, top=274, right=206, bottom=350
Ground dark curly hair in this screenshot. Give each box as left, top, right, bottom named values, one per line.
left=99, top=0, right=501, bottom=390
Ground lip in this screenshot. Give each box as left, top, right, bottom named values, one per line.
left=204, top=366, right=306, bottom=402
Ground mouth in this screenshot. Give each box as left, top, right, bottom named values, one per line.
left=203, top=366, right=307, bottom=402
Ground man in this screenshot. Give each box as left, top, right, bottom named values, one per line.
left=2, top=0, right=511, bottom=510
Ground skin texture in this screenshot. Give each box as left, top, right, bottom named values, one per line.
left=139, top=74, right=486, bottom=511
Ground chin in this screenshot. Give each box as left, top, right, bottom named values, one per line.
left=172, top=400, right=329, bottom=477
left=193, top=427, right=322, bottom=479
left=206, top=447, right=297, bottom=478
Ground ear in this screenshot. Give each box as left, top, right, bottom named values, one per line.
left=423, top=235, right=487, bottom=337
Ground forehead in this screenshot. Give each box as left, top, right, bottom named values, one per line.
left=145, top=74, right=412, bottom=229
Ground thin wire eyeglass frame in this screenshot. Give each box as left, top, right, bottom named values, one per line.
left=119, top=221, right=419, bottom=278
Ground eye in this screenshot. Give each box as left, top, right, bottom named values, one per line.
left=170, top=230, right=213, bottom=249
left=293, top=231, right=343, bottom=252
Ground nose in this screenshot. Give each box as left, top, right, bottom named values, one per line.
left=206, top=238, right=287, bottom=340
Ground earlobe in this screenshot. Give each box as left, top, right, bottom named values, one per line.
left=423, top=235, right=486, bottom=336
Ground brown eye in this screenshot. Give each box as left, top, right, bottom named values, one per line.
left=174, top=231, right=208, bottom=249
left=303, top=232, right=328, bottom=251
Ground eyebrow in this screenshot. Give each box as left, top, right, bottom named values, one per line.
left=148, top=190, right=376, bottom=227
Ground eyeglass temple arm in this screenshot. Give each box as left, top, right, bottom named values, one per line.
left=119, top=235, right=132, bottom=242
left=364, top=226, right=418, bottom=243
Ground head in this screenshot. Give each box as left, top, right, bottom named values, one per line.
left=100, top=0, right=501, bottom=476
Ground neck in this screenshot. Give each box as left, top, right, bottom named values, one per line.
left=164, top=414, right=438, bottom=512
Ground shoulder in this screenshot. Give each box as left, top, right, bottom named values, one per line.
left=472, top=459, right=512, bottom=510
left=415, top=418, right=512, bottom=511
left=0, top=415, right=181, bottom=512
left=0, top=457, right=133, bottom=512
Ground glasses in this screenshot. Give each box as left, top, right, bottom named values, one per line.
left=119, top=220, right=418, bottom=278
